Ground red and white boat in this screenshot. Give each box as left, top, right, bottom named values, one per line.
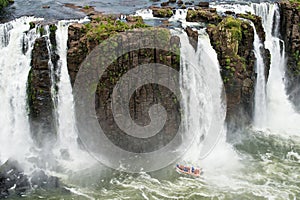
left=176, top=164, right=203, bottom=177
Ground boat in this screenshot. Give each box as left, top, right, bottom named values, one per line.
left=176, top=164, right=203, bottom=177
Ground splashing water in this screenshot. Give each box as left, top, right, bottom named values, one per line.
left=0, top=3, right=299, bottom=199
left=55, top=21, right=79, bottom=156
left=253, top=3, right=300, bottom=136
left=0, top=17, right=41, bottom=167
left=174, top=29, right=240, bottom=177
left=53, top=20, right=95, bottom=172
left=250, top=22, right=267, bottom=128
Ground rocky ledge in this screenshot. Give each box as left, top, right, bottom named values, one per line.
left=279, top=0, right=300, bottom=111
left=186, top=7, right=222, bottom=24
left=0, top=160, right=67, bottom=198
left=206, top=13, right=270, bottom=126
left=67, top=14, right=181, bottom=153
left=27, top=24, right=59, bottom=147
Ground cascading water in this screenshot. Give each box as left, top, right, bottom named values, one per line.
left=0, top=17, right=41, bottom=166
left=253, top=3, right=300, bottom=135
left=53, top=20, right=94, bottom=171
left=176, top=29, right=240, bottom=175
left=0, top=3, right=299, bottom=198
left=251, top=22, right=267, bottom=128
left=55, top=21, right=79, bottom=157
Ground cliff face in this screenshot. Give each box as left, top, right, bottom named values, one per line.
left=26, top=7, right=272, bottom=145
left=27, top=26, right=58, bottom=147
left=67, top=15, right=181, bottom=153
left=279, top=1, right=300, bottom=111
left=206, top=14, right=270, bottom=125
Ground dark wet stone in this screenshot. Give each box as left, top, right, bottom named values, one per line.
left=198, top=2, right=209, bottom=8
left=0, top=160, right=30, bottom=198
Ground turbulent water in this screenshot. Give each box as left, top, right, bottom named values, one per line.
left=251, top=22, right=267, bottom=128
left=0, top=17, right=41, bottom=168
left=0, top=2, right=299, bottom=200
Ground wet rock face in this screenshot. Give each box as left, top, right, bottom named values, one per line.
left=279, top=1, right=300, bottom=111
left=185, top=26, right=198, bottom=50
left=236, top=13, right=271, bottom=80
left=0, top=160, right=68, bottom=198
left=30, top=170, right=67, bottom=191
left=0, top=160, right=30, bottom=198
left=207, top=16, right=270, bottom=124
left=67, top=16, right=181, bottom=153
left=27, top=29, right=59, bottom=147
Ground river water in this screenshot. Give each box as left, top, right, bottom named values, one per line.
left=0, top=1, right=299, bottom=200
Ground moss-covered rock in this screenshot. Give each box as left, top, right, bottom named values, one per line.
left=27, top=37, right=58, bottom=147
left=0, top=0, right=13, bottom=10
left=207, top=16, right=270, bottom=124
left=279, top=0, right=300, bottom=111
left=151, top=7, right=174, bottom=18
left=236, top=13, right=265, bottom=42
left=67, top=15, right=181, bottom=153
left=186, top=8, right=222, bottom=24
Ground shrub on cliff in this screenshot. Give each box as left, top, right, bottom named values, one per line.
left=0, top=0, right=13, bottom=9
left=0, top=0, right=8, bottom=9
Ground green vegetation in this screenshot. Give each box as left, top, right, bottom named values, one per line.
left=0, top=0, right=10, bottom=9
left=84, top=16, right=149, bottom=42
left=208, top=16, right=250, bottom=84
left=157, top=8, right=173, bottom=17
left=186, top=9, right=221, bottom=23
left=223, top=16, right=242, bottom=42
left=237, top=13, right=256, bottom=21
left=38, top=26, right=45, bottom=36
left=83, top=5, right=90, bottom=9
left=289, top=0, right=300, bottom=10
left=49, top=24, right=57, bottom=33
left=26, top=69, right=35, bottom=114
left=29, top=22, right=36, bottom=30
left=293, top=50, right=300, bottom=75
left=187, top=10, right=197, bottom=19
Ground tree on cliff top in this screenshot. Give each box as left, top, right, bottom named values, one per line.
left=0, top=0, right=10, bottom=10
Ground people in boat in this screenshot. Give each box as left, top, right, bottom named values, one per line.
left=177, top=164, right=201, bottom=175
left=184, top=167, right=190, bottom=172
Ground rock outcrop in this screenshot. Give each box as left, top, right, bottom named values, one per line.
left=185, top=26, right=198, bottom=50
left=0, top=160, right=67, bottom=198
left=67, top=15, right=181, bottom=153
left=27, top=25, right=59, bottom=147
left=151, top=6, right=174, bottom=18
left=0, top=160, right=30, bottom=198
left=206, top=15, right=270, bottom=125
left=279, top=0, right=300, bottom=111
left=186, top=7, right=222, bottom=24
left=236, top=13, right=271, bottom=80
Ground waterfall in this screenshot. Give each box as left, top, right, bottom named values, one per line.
left=53, top=20, right=94, bottom=171
left=251, top=22, right=267, bottom=128
left=0, top=17, right=41, bottom=165
left=44, top=25, right=59, bottom=134
left=253, top=3, right=300, bottom=135
left=214, top=3, right=300, bottom=135
left=176, top=29, right=239, bottom=173
left=55, top=21, right=79, bottom=157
